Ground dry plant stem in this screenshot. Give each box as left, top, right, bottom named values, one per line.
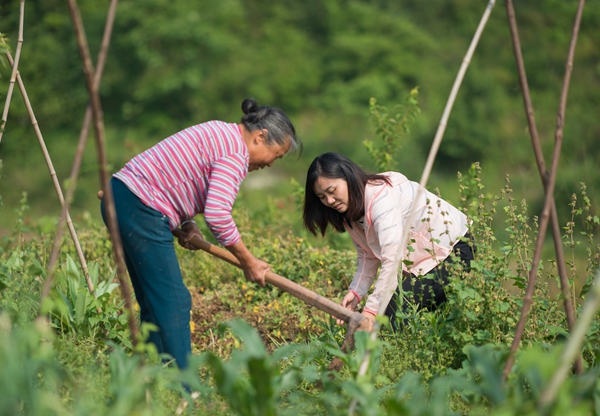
left=538, top=270, right=600, bottom=409
left=502, top=0, right=585, bottom=382
left=0, top=0, right=24, bottom=143
left=44, top=0, right=119, bottom=305
left=2, top=46, right=91, bottom=303
left=66, top=0, right=138, bottom=344
left=504, top=0, right=582, bottom=374
left=349, top=2, right=497, bottom=413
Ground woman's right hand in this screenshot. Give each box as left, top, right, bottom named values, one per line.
left=226, top=239, right=268, bottom=287
left=242, top=258, right=269, bottom=287
left=177, top=221, right=204, bottom=251
left=336, top=291, right=359, bottom=325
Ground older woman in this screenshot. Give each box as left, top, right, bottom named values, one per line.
left=302, top=152, right=475, bottom=331
left=101, top=98, right=301, bottom=369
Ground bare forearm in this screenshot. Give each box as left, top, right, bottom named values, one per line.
left=226, top=239, right=256, bottom=267
left=226, top=240, right=269, bottom=287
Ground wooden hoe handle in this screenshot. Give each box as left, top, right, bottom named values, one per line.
left=172, top=229, right=359, bottom=324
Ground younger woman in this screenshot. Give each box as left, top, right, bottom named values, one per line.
left=302, top=152, right=475, bottom=330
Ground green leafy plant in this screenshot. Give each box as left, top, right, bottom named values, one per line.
left=42, top=255, right=131, bottom=348
left=363, top=89, right=421, bottom=172
left=202, top=319, right=313, bottom=416
left=103, top=342, right=168, bottom=416
left=0, top=313, right=68, bottom=416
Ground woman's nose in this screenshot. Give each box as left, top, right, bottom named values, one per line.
left=326, top=195, right=335, bottom=205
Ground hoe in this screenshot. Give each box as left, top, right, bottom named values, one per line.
left=97, top=190, right=368, bottom=371
left=171, top=228, right=370, bottom=372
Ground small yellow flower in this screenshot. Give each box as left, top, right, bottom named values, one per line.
left=189, top=321, right=196, bottom=333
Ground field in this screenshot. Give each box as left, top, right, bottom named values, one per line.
left=2, top=162, right=600, bottom=415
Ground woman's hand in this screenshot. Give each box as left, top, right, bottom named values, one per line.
left=242, top=258, right=269, bottom=287
left=336, top=291, right=360, bottom=325
left=359, top=311, right=375, bottom=331
left=225, top=239, right=268, bottom=287
left=177, top=221, right=203, bottom=250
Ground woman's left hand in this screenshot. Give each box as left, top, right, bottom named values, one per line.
left=177, top=222, right=203, bottom=250
left=359, top=311, right=375, bottom=331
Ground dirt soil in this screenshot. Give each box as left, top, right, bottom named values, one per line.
left=189, top=286, right=325, bottom=355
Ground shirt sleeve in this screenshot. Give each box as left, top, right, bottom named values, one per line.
left=348, top=238, right=380, bottom=300
left=203, top=154, right=247, bottom=246
left=363, top=189, right=405, bottom=313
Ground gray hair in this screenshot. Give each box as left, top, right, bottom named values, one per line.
left=240, top=98, right=302, bottom=155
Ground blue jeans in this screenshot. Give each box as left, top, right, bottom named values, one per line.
left=100, top=177, right=192, bottom=369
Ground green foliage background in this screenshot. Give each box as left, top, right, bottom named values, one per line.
left=2, top=2, right=600, bottom=414
left=0, top=0, right=599, bottom=243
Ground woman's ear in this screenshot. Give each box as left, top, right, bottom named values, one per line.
left=254, top=128, right=268, bottom=144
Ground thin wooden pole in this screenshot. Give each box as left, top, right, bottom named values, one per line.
left=504, top=0, right=582, bottom=375
left=0, top=0, right=24, bottom=143
left=502, top=0, right=585, bottom=382
left=1, top=44, right=92, bottom=303
left=65, top=0, right=139, bottom=345
left=44, top=0, right=119, bottom=303
left=538, top=270, right=600, bottom=409
left=349, top=2, right=497, bottom=414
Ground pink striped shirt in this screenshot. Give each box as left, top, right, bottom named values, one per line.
left=114, top=121, right=248, bottom=246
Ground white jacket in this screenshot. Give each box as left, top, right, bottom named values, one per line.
left=345, top=172, right=469, bottom=313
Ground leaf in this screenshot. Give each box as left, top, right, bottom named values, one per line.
left=74, top=288, right=87, bottom=326
left=248, top=357, right=276, bottom=415
left=223, top=319, right=267, bottom=359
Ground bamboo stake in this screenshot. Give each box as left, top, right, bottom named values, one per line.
left=1, top=46, right=92, bottom=304
left=538, top=269, right=600, bottom=409
left=43, top=0, right=119, bottom=304
left=349, top=2, right=497, bottom=413
left=502, top=0, right=585, bottom=381
left=504, top=0, right=582, bottom=375
left=65, top=0, right=139, bottom=345
left=2, top=0, right=99, bottom=307
left=0, top=0, right=24, bottom=143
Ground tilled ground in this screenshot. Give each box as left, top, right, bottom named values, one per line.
left=189, top=285, right=329, bottom=356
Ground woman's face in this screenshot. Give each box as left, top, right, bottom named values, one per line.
left=247, top=132, right=290, bottom=172
left=313, top=176, right=349, bottom=213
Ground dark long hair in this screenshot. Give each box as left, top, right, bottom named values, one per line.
left=240, top=98, right=302, bottom=155
left=302, top=152, right=391, bottom=236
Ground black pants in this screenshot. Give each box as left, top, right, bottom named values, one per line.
left=384, top=234, right=476, bottom=331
